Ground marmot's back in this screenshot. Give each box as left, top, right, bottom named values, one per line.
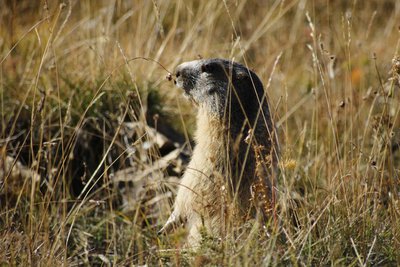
left=162, top=58, right=278, bottom=246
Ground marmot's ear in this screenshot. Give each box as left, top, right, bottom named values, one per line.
left=236, top=69, right=249, bottom=80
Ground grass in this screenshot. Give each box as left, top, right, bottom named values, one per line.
left=1, top=0, right=399, bottom=265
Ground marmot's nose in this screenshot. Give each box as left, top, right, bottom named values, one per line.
left=175, top=70, right=181, bottom=78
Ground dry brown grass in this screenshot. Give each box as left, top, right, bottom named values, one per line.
left=1, top=0, right=399, bottom=265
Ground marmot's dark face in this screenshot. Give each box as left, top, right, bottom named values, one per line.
left=175, top=58, right=266, bottom=124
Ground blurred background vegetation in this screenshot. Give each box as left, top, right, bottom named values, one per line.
left=0, top=0, right=399, bottom=265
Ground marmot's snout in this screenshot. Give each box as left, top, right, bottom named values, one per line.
left=174, top=60, right=203, bottom=94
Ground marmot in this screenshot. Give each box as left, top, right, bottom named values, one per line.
left=161, top=58, right=278, bottom=246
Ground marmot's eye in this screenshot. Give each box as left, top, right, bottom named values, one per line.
left=201, top=63, right=212, bottom=73
left=201, top=62, right=220, bottom=73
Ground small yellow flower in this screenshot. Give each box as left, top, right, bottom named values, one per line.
left=283, top=159, right=297, bottom=170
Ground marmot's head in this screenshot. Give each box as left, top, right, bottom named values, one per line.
left=175, top=58, right=267, bottom=128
